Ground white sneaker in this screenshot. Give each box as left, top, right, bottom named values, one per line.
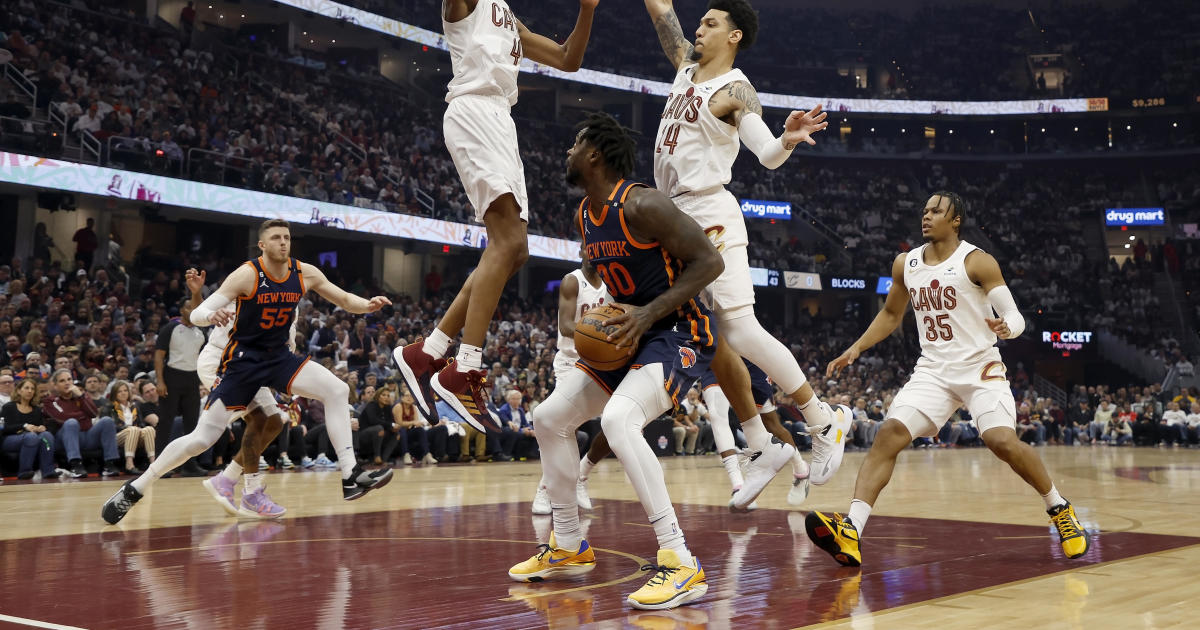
left=576, top=479, right=593, bottom=511
left=278, top=455, right=295, bottom=470
left=402, top=453, right=413, bottom=465
left=787, top=475, right=811, bottom=506
left=422, top=453, right=437, bottom=465
left=810, top=403, right=852, bottom=485
left=729, top=438, right=795, bottom=511
left=531, top=485, right=552, bottom=515
left=258, top=456, right=269, bottom=469
left=728, top=489, right=759, bottom=513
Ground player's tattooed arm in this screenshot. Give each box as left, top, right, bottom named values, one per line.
left=722, top=80, right=762, bottom=127
left=645, top=0, right=694, bottom=69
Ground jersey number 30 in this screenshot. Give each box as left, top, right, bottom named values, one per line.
left=922, top=314, right=953, bottom=341
left=260, top=307, right=291, bottom=330
left=595, top=262, right=636, bottom=297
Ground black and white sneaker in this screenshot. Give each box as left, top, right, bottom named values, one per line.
left=101, top=481, right=143, bottom=524
left=70, top=461, right=88, bottom=478
left=342, top=466, right=394, bottom=501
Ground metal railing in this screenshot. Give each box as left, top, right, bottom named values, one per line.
left=1032, top=374, right=1068, bottom=409
left=105, top=134, right=185, bottom=176
left=47, top=102, right=68, bottom=146
left=2, top=62, right=37, bottom=109
left=412, top=187, right=434, bottom=214
left=80, top=130, right=101, bottom=163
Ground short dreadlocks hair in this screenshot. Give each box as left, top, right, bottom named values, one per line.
left=931, top=190, right=968, bottom=233
left=708, top=0, right=759, bottom=50
left=575, top=112, right=637, bottom=179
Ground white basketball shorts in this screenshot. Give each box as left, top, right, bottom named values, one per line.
left=444, top=94, right=529, bottom=223
left=887, top=354, right=1015, bottom=438
left=671, top=187, right=753, bottom=318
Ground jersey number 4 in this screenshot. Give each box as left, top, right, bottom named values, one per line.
left=510, top=38, right=523, bottom=65
left=260, top=307, right=291, bottom=330
left=657, top=123, right=681, bottom=155
left=922, top=314, right=953, bottom=341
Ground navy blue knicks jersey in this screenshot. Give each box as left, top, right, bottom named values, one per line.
left=230, top=257, right=304, bottom=352
left=576, top=179, right=714, bottom=346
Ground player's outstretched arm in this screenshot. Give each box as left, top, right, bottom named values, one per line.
left=299, top=262, right=391, bottom=314
left=557, top=272, right=581, bottom=338
left=517, top=0, right=598, bottom=72
left=827, top=254, right=909, bottom=378
left=644, top=0, right=694, bottom=69
left=190, top=263, right=255, bottom=327
left=721, top=79, right=828, bottom=169
left=966, top=250, right=1026, bottom=339
left=603, top=188, right=723, bottom=349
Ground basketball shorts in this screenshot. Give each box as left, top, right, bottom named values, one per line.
left=206, top=346, right=308, bottom=412
left=577, top=322, right=717, bottom=406
left=197, top=344, right=280, bottom=418
left=887, top=355, right=1015, bottom=438
left=671, top=187, right=753, bottom=318
left=699, top=359, right=777, bottom=413
left=552, top=350, right=579, bottom=384
left=444, top=94, right=529, bottom=223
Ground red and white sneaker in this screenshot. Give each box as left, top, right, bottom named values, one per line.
left=392, top=338, right=448, bottom=420
left=431, top=364, right=502, bottom=433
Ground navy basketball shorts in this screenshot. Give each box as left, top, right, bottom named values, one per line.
left=578, top=326, right=716, bottom=405
left=698, top=358, right=773, bottom=408
left=207, top=346, right=309, bottom=411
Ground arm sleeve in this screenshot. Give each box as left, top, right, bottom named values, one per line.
left=739, top=112, right=793, bottom=170
left=986, top=285, right=1025, bottom=339
left=190, top=292, right=233, bottom=327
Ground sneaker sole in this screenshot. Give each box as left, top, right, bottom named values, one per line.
left=627, top=582, right=708, bottom=610
left=393, top=345, right=435, bottom=420
left=811, top=405, right=852, bottom=486
left=804, top=512, right=861, bottom=567
left=202, top=478, right=241, bottom=517
left=730, top=442, right=795, bottom=510
left=508, top=561, right=595, bottom=582
left=430, top=374, right=502, bottom=434
left=237, top=505, right=287, bottom=520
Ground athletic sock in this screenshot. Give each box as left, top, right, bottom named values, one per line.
left=221, top=461, right=243, bottom=482
left=552, top=503, right=584, bottom=552
left=742, top=415, right=770, bottom=450
left=244, top=472, right=264, bottom=492
left=847, top=499, right=872, bottom=533
left=455, top=344, right=483, bottom=372
left=792, top=451, right=809, bottom=479
left=799, top=398, right=833, bottom=429
left=579, top=456, right=596, bottom=482
left=650, top=507, right=692, bottom=566
left=423, top=328, right=451, bottom=359
left=721, top=454, right=744, bottom=489
left=1042, top=485, right=1066, bottom=511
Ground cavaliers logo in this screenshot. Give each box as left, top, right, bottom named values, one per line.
left=703, top=226, right=728, bottom=253
left=678, top=347, right=697, bottom=369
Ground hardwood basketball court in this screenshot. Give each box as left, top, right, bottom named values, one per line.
left=1, top=446, right=1194, bottom=629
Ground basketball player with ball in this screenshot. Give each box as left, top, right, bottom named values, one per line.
left=644, top=0, right=851, bottom=511
left=508, top=113, right=720, bottom=611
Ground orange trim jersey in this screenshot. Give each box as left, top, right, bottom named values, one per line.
left=232, top=257, right=304, bottom=352
left=577, top=179, right=714, bottom=346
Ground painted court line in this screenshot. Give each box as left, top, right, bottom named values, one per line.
left=0, top=613, right=88, bottom=630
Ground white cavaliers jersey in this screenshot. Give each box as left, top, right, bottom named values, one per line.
left=653, top=64, right=749, bottom=197
left=904, top=241, right=999, bottom=365
left=554, top=269, right=610, bottom=364
left=443, top=0, right=521, bottom=106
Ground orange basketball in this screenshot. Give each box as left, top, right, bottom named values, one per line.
left=574, top=304, right=634, bottom=371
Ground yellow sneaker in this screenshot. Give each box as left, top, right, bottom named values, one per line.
left=805, top=511, right=862, bottom=567
left=626, top=549, right=708, bottom=611
left=1048, top=502, right=1090, bottom=559
left=508, top=533, right=596, bottom=582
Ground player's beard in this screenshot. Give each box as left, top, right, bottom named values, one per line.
left=689, top=47, right=703, bottom=62
left=565, top=164, right=582, bottom=187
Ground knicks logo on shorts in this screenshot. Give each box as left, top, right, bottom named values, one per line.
left=678, top=347, right=697, bottom=369
left=212, top=376, right=222, bottom=388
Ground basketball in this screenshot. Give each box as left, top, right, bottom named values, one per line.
left=574, top=304, right=634, bottom=370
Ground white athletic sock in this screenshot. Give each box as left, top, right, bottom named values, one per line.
left=552, top=504, right=583, bottom=552
left=792, top=451, right=809, bottom=479
left=742, top=415, right=770, bottom=450
left=1042, top=485, right=1066, bottom=511
left=423, top=328, right=451, bottom=359
left=650, top=506, right=691, bottom=565
left=799, top=398, right=833, bottom=429
left=579, top=456, right=596, bottom=481
left=848, top=498, right=872, bottom=533
left=244, top=472, right=264, bottom=492
left=455, top=344, right=483, bottom=372
left=221, top=461, right=243, bottom=482
left=721, top=454, right=744, bottom=490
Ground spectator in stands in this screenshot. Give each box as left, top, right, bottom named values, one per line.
left=1160, top=401, right=1188, bottom=446
left=356, top=385, right=394, bottom=466
left=72, top=104, right=102, bottom=134
left=71, top=218, right=98, bottom=269
left=671, top=397, right=700, bottom=457
left=1063, top=400, right=1091, bottom=446
left=102, top=379, right=154, bottom=474
left=0, top=371, right=13, bottom=405
left=1, top=378, right=59, bottom=479
left=344, top=318, right=374, bottom=378
left=42, top=368, right=119, bottom=477
left=392, top=388, right=435, bottom=465
left=1186, top=401, right=1200, bottom=446
left=681, top=386, right=712, bottom=454
left=1105, top=413, right=1133, bottom=446
left=850, top=397, right=879, bottom=448
left=1089, top=399, right=1114, bottom=443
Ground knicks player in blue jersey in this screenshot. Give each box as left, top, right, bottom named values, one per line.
left=103, top=219, right=394, bottom=524
left=507, top=113, right=722, bottom=611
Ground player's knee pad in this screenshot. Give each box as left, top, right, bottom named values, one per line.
left=720, top=313, right=807, bottom=393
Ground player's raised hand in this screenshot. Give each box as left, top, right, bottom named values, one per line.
left=602, top=303, right=650, bottom=353
left=826, top=344, right=861, bottom=379
left=365, top=296, right=392, bottom=312
left=985, top=317, right=1011, bottom=339
left=185, top=268, right=205, bottom=294
left=782, top=103, right=828, bottom=147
